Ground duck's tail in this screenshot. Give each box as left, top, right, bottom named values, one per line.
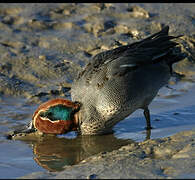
left=134, top=25, right=187, bottom=69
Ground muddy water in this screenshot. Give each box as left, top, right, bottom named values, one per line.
left=1, top=82, right=195, bottom=178
left=0, top=97, right=133, bottom=177
left=0, top=3, right=195, bottom=179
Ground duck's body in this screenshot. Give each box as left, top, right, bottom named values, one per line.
left=71, top=26, right=185, bottom=135
left=10, top=26, right=186, bottom=138
left=71, top=60, right=170, bottom=135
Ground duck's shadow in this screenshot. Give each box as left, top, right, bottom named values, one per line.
left=14, top=132, right=137, bottom=172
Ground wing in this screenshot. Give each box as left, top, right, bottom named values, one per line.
left=74, top=26, right=180, bottom=84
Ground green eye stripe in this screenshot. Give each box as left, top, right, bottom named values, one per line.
left=40, top=105, right=73, bottom=121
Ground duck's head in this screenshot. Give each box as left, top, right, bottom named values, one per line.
left=32, top=98, right=81, bottom=134
left=10, top=98, right=81, bottom=138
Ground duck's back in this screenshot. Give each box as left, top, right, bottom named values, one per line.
left=71, top=26, right=186, bottom=135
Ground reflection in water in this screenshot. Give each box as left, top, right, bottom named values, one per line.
left=21, top=134, right=133, bottom=172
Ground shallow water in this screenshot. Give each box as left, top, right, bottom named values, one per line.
left=1, top=81, right=195, bottom=178
left=115, top=80, right=195, bottom=141
left=0, top=3, right=195, bottom=179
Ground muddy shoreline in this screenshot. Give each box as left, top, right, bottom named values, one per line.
left=20, top=129, right=195, bottom=179
left=0, top=3, right=195, bottom=179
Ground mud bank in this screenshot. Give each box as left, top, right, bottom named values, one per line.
left=0, top=3, right=194, bottom=101
left=20, top=129, right=195, bottom=179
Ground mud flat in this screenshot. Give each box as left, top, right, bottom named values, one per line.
left=20, top=129, right=195, bottom=179
left=0, top=3, right=194, bottom=101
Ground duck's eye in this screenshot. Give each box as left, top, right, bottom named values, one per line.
left=39, top=112, right=46, bottom=117
left=40, top=110, right=55, bottom=120
left=46, top=112, right=53, bottom=118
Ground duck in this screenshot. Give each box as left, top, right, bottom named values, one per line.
left=10, top=25, right=186, bottom=137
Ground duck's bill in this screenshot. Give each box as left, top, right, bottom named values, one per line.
left=6, top=121, right=37, bottom=140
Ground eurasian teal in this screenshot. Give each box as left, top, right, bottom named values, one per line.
left=10, top=26, right=186, bottom=137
